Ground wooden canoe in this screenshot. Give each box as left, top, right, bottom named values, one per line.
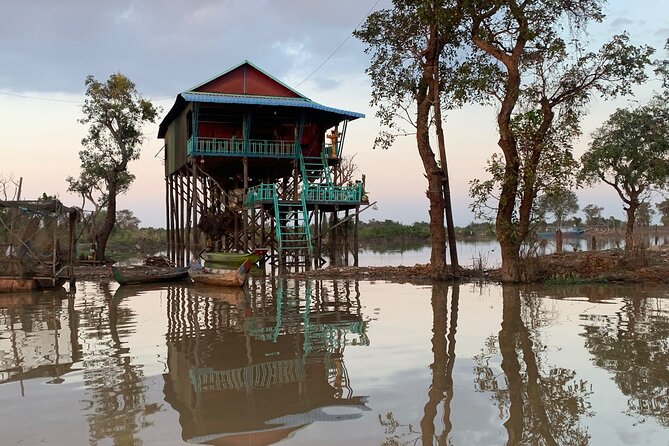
left=200, top=248, right=268, bottom=268
left=188, top=259, right=253, bottom=287
left=0, top=276, right=66, bottom=293
left=111, top=266, right=189, bottom=286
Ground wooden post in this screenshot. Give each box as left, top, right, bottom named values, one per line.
left=343, top=210, right=349, bottom=266
left=353, top=205, right=359, bottom=267
left=68, top=211, right=76, bottom=285
left=185, top=172, right=192, bottom=262
left=179, top=175, right=185, bottom=266
left=165, top=175, right=171, bottom=263
left=314, top=205, right=320, bottom=269
left=243, top=157, right=249, bottom=251
left=192, top=163, right=200, bottom=249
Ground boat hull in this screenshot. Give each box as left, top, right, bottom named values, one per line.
left=0, top=276, right=65, bottom=293
left=188, top=269, right=246, bottom=287
left=111, top=266, right=189, bottom=286
left=200, top=249, right=267, bottom=268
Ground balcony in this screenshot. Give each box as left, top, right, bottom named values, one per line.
left=304, top=183, right=363, bottom=203
left=188, top=136, right=297, bottom=158
left=246, top=182, right=364, bottom=206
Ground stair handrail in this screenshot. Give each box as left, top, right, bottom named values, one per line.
left=320, top=150, right=334, bottom=188
left=270, top=184, right=282, bottom=253
left=300, top=186, right=313, bottom=258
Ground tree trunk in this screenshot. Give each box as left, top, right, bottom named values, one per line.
left=429, top=24, right=459, bottom=278
left=416, top=26, right=447, bottom=278
left=417, top=122, right=447, bottom=277
left=95, top=179, right=118, bottom=261
left=625, top=201, right=639, bottom=250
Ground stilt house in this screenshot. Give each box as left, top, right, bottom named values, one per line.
left=158, top=61, right=366, bottom=269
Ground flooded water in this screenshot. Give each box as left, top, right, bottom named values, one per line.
left=1, top=278, right=669, bottom=445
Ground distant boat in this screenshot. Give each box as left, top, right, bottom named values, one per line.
left=537, top=226, right=586, bottom=238
left=111, top=266, right=189, bottom=286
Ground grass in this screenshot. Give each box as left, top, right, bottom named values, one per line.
left=543, top=273, right=610, bottom=285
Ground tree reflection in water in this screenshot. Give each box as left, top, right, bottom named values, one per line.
left=580, top=295, right=669, bottom=427
left=380, top=283, right=460, bottom=446
left=81, top=283, right=160, bottom=445
left=474, top=286, right=592, bottom=445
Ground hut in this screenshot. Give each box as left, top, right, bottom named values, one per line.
left=158, top=61, right=366, bottom=270
left=0, top=199, right=77, bottom=292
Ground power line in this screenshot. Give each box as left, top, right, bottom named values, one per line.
left=0, top=90, right=172, bottom=104
left=295, top=0, right=384, bottom=87
left=0, top=90, right=81, bottom=103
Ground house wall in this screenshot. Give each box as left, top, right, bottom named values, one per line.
left=194, top=65, right=300, bottom=98
left=165, top=106, right=190, bottom=175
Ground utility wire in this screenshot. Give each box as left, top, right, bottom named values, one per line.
left=0, top=90, right=81, bottom=103
left=0, top=90, right=172, bottom=104
left=295, top=0, right=384, bottom=87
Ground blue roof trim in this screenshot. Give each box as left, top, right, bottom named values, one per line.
left=180, top=92, right=365, bottom=119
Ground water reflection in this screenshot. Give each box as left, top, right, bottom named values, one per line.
left=0, top=288, right=77, bottom=394
left=580, top=294, right=669, bottom=427
left=419, top=283, right=458, bottom=445
left=474, top=287, right=593, bottom=445
left=2, top=279, right=669, bottom=444
left=162, top=278, right=370, bottom=444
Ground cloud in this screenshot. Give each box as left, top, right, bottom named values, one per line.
left=656, top=28, right=669, bottom=39
left=609, top=17, right=635, bottom=29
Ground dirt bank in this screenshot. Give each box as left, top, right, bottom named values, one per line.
left=73, top=248, right=669, bottom=284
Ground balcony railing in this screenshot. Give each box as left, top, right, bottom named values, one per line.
left=304, top=183, right=363, bottom=203
left=188, top=137, right=297, bottom=158
left=247, top=183, right=365, bottom=206
left=246, top=183, right=277, bottom=206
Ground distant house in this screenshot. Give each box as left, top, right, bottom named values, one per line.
left=158, top=61, right=366, bottom=269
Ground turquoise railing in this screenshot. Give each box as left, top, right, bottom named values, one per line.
left=188, top=136, right=297, bottom=158
left=305, top=183, right=363, bottom=203
left=246, top=183, right=277, bottom=206
left=300, top=189, right=313, bottom=258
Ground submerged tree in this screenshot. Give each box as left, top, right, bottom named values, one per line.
left=355, top=0, right=460, bottom=277
left=583, top=204, right=605, bottom=227
left=535, top=188, right=579, bottom=229
left=67, top=73, right=158, bottom=261
left=459, top=1, right=653, bottom=282
left=656, top=199, right=669, bottom=227
left=580, top=100, right=669, bottom=249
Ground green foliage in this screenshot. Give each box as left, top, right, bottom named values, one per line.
left=580, top=99, right=669, bottom=235
left=457, top=1, right=653, bottom=280
left=635, top=202, right=655, bottom=227
left=66, top=72, right=159, bottom=260
left=656, top=199, right=669, bottom=227
left=107, top=226, right=167, bottom=255
left=535, top=188, right=579, bottom=227
left=116, top=209, right=141, bottom=231
left=583, top=204, right=605, bottom=226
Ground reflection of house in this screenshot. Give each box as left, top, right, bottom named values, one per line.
left=157, top=61, right=366, bottom=270
left=0, top=292, right=78, bottom=391
left=163, top=280, right=369, bottom=444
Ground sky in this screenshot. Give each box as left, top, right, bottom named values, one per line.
left=0, top=0, right=668, bottom=228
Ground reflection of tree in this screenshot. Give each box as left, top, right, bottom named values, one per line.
left=380, top=283, right=459, bottom=446
left=81, top=283, right=159, bottom=445
left=474, top=287, right=592, bottom=445
left=581, top=296, right=669, bottom=427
